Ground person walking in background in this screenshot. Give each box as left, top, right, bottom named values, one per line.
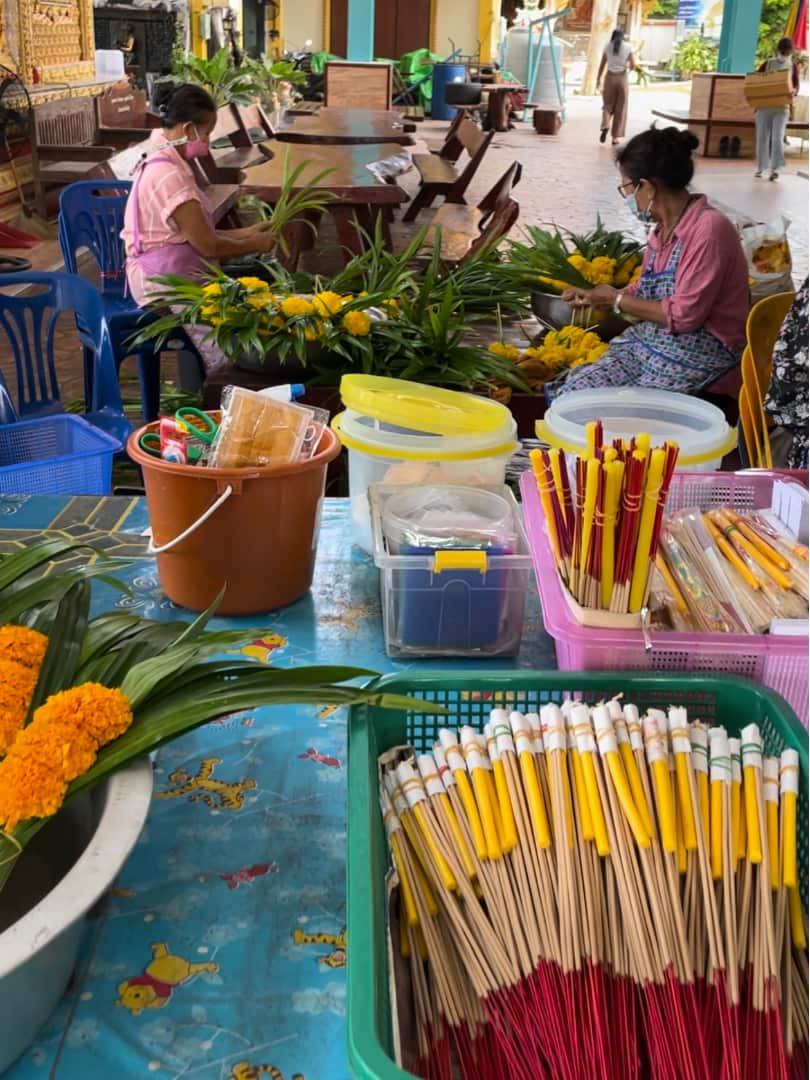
left=597, top=29, right=636, bottom=146
left=755, top=36, right=800, bottom=180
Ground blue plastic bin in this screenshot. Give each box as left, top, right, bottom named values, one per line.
left=0, top=415, right=120, bottom=495
left=431, top=62, right=467, bottom=120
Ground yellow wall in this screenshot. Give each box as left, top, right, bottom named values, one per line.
left=283, top=0, right=325, bottom=52
left=434, top=0, right=479, bottom=58
left=280, top=0, right=482, bottom=57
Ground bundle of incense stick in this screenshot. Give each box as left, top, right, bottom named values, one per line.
left=379, top=702, right=808, bottom=1080
left=654, top=507, right=808, bottom=635
left=530, top=425, right=680, bottom=613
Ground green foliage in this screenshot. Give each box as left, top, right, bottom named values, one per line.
left=0, top=540, right=443, bottom=893
left=756, top=0, right=794, bottom=66
left=247, top=56, right=307, bottom=98
left=164, top=47, right=262, bottom=106
left=646, top=0, right=678, bottom=18
left=670, top=36, right=719, bottom=75
left=502, top=217, right=644, bottom=292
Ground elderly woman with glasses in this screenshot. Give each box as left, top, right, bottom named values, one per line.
left=546, top=126, right=750, bottom=400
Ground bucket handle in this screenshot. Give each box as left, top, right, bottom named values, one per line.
left=148, top=484, right=234, bottom=555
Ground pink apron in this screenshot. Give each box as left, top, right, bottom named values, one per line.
left=129, top=153, right=212, bottom=283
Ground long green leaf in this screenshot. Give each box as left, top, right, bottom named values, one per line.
left=25, top=581, right=90, bottom=722
left=169, top=585, right=226, bottom=647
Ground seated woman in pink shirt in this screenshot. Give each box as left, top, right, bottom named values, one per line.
left=122, top=84, right=275, bottom=371
left=547, top=127, right=749, bottom=398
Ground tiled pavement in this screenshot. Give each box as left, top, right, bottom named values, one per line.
left=7, top=85, right=808, bottom=417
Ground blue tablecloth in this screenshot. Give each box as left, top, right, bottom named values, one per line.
left=2, top=496, right=555, bottom=1080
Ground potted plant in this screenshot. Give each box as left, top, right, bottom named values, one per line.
left=248, top=56, right=308, bottom=123
left=158, top=46, right=262, bottom=107
left=0, top=540, right=432, bottom=1071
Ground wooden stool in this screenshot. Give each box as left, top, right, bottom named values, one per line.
left=533, top=107, right=562, bottom=135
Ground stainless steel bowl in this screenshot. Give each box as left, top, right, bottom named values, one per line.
left=530, top=290, right=611, bottom=331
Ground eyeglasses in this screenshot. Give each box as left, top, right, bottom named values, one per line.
left=616, top=180, right=637, bottom=198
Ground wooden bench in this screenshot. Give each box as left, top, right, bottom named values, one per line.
left=31, top=97, right=117, bottom=219
left=652, top=107, right=809, bottom=158
left=200, top=103, right=267, bottom=183
left=235, top=103, right=276, bottom=143
left=425, top=160, right=521, bottom=263
left=403, top=116, right=494, bottom=221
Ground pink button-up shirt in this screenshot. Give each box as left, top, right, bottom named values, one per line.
left=627, top=194, right=749, bottom=350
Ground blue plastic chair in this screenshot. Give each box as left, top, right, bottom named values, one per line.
left=58, top=180, right=201, bottom=422
left=0, top=272, right=131, bottom=444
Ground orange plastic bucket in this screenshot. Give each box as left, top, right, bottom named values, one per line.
left=128, top=422, right=341, bottom=615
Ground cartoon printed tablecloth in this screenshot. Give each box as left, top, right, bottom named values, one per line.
left=0, top=495, right=555, bottom=1080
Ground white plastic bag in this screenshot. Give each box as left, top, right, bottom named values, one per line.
left=740, top=216, right=793, bottom=300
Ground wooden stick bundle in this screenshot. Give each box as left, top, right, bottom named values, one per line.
left=379, top=701, right=808, bottom=1080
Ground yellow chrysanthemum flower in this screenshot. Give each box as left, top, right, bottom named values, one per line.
left=35, top=684, right=133, bottom=748
left=201, top=282, right=223, bottom=297
left=0, top=660, right=39, bottom=755
left=487, top=342, right=521, bottom=362
left=0, top=626, right=48, bottom=670
left=630, top=265, right=643, bottom=284
left=237, top=277, right=270, bottom=291
left=280, top=296, right=314, bottom=318
left=312, top=291, right=344, bottom=318
left=342, top=310, right=372, bottom=337
left=304, top=321, right=324, bottom=342
left=381, top=298, right=399, bottom=316
left=245, top=295, right=273, bottom=310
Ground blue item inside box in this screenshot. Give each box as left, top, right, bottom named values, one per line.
left=369, top=484, right=532, bottom=658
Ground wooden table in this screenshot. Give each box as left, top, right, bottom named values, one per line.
left=205, top=183, right=241, bottom=224
left=240, top=142, right=410, bottom=258
left=274, top=108, right=414, bottom=146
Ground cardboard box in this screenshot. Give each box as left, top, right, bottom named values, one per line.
left=744, top=70, right=793, bottom=110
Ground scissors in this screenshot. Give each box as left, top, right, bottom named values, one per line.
left=138, top=431, right=203, bottom=465
left=174, top=408, right=219, bottom=446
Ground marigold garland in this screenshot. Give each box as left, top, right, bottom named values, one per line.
left=0, top=662, right=39, bottom=756
left=0, top=626, right=48, bottom=669
left=0, top=684, right=134, bottom=831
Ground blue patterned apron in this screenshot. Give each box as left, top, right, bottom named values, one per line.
left=546, top=213, right=740, bottom=401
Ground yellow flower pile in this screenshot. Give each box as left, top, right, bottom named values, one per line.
left=0, top=683, right=133, bottom=831
left=537, top=251, right=643, bottom=293
left=485, top=324, right=609, bottom=403
left=487, top=342, right=521, bottom=362
left=0, top=627, right=48, bottom=755
left=195, top=278, right=388, bottom=346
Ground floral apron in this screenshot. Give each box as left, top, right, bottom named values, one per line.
left=546, top=214, right=740, bottom=401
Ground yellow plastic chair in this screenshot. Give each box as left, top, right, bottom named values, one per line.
left=737, top=292, right=795, bottom=467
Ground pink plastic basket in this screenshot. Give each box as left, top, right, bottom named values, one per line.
left=521, top=469, right=808, bottom=727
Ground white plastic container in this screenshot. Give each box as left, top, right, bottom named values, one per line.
left=332, top=376, right=519, bottom=553
left=370, top=484, right=531, bottom=658
left=536, top=388, right=737, bottom=471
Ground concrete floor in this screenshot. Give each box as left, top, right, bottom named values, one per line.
left=2, top=85, right=807, bottom=416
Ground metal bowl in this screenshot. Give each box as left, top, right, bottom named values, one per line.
left=530, top=290, right=611, bottom=331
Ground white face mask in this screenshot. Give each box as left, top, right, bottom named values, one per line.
left=624, top=183, right=654, bottom=224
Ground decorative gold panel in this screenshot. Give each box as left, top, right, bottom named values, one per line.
left=11, top=0, right=95, bottom=82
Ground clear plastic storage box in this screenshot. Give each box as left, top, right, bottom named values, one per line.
left=370, top=483, right=532, bottom=658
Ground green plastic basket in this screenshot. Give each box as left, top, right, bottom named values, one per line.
left=347, top=671, right=809, bottom=1080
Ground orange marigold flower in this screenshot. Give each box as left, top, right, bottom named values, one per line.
left=0, top=625, right=48, bottom=670
left=35, top=685, right=133, bottom=748
left=17, top=719, right=97, bottom=783
left=0, top=660, right=39, bottom=755
left=0, top=742, right=68, bottom=829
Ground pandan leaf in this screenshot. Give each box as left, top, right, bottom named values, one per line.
left=25, top=580, right=91, bottom=722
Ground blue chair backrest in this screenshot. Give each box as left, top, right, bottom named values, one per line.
left=58, top=180, right=133, bottom=298
left=0, top=272, right=122, bottom=420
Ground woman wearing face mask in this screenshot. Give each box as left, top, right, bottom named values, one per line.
left=122, top=84, right=275, bottom=371
left=546, top=126, right=749, bottom=400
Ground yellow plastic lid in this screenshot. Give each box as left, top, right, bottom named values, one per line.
left=339, top=374, right=513, bottom=438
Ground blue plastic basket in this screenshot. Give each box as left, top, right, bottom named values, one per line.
left=0, top=415, right=120, bottom=495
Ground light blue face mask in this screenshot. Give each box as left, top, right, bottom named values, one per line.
left=625, top=184, right=653, bottom=224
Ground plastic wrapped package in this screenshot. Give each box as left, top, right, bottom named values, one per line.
left=380, top=485, right=518, bottom=555
left=209, top=387, right=313, bottom=469
left=659, top=520, right=745, bottom=634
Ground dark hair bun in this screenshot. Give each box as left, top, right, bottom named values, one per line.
left=616, top=124, right=698, bottom=190
left=153, top=82, right=217, bottom=127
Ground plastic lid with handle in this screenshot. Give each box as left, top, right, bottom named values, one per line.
left=339, top=374, right=514, bottom=438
